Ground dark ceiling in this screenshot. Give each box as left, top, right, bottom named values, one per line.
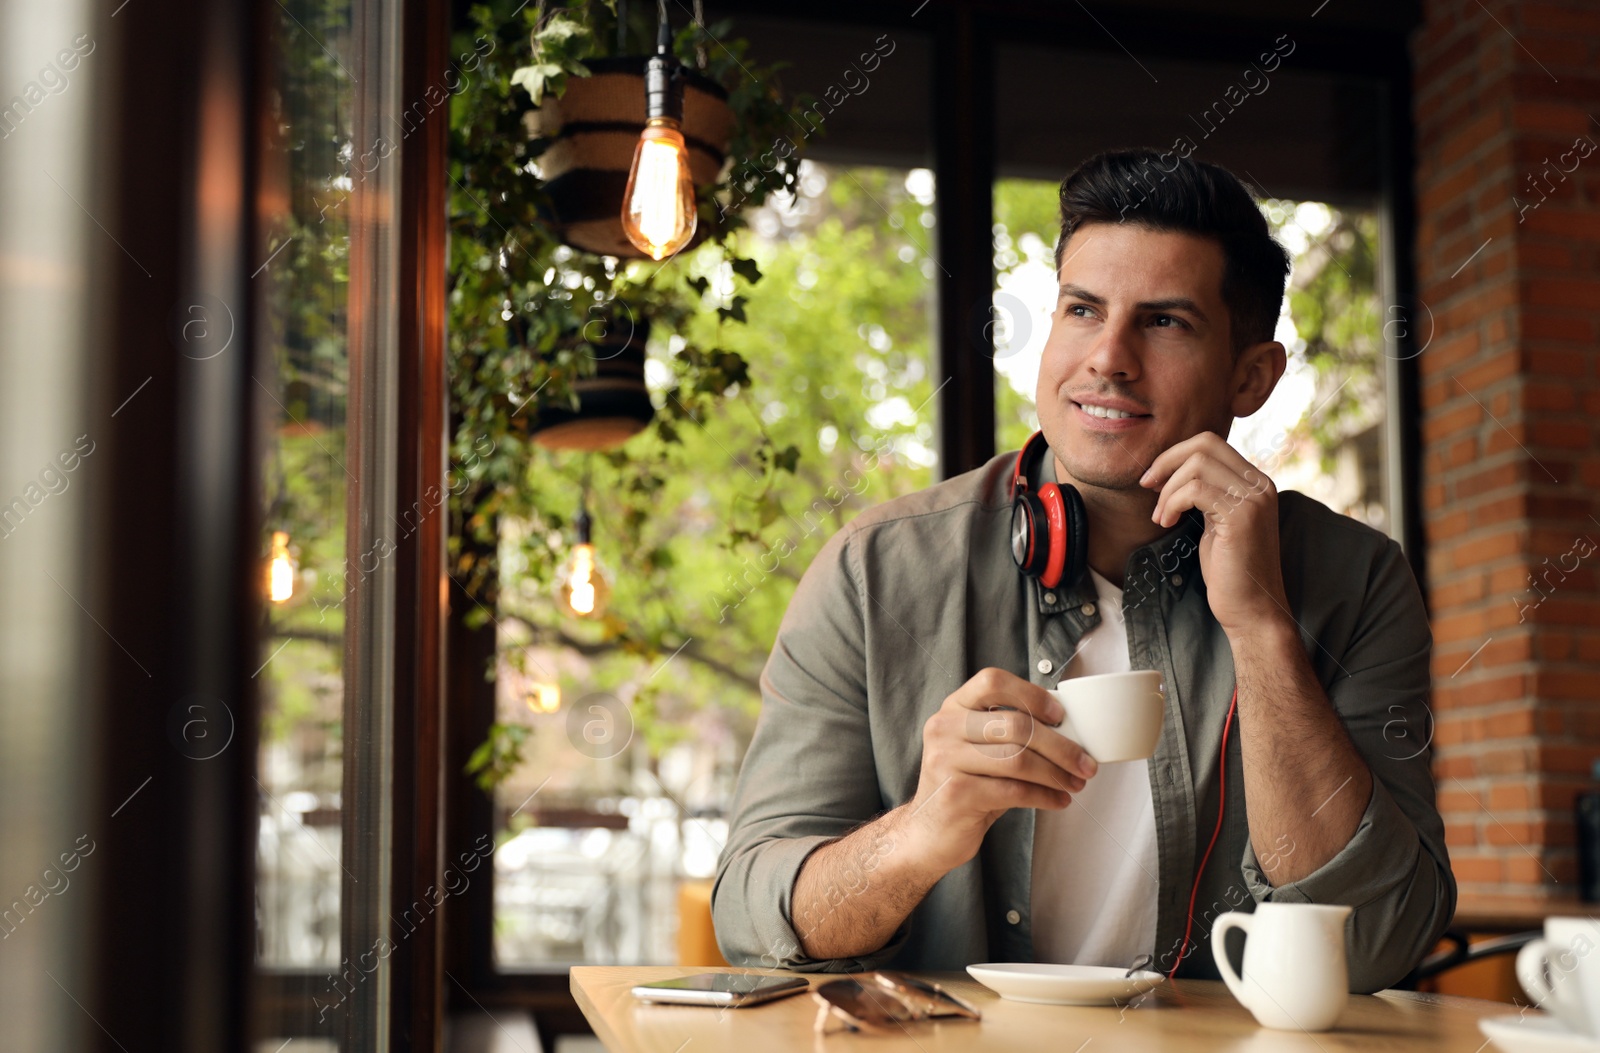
left=718, top=3, right=1402, bottom=203
left=467, top=0, right=1421, bottom=205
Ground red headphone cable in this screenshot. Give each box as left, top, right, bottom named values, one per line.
left=1167, top=685, right=1239, bottom=980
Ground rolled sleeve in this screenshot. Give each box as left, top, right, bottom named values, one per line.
left=1239, top=535, right=1456, bottom=993
left=712, top=526, right=906, bottom=972
left=1240, top=776, right=1452, bottom=992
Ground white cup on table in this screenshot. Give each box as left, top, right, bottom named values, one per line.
left=1517, top=916, right=1600, bottom=1036
left=1212, top=901, right=1353, bottom=1032
left=1045, top=669, right=1164, bottom=764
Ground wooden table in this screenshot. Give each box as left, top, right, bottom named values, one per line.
left=571, top=966, right=1517, bottom=1052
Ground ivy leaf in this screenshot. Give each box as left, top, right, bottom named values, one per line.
left=730, top=258, right=763, bottom=285
left=464, top=722, right=531, bottom=791
left=717, top=295, right=748, bottom=324
left=756, top=491, right=783, bottom=528
left=687, top=276, right=710, bottom=297
left=510, top=63, right=567, bottom=105
left=772, top=444, right=800, bottom=474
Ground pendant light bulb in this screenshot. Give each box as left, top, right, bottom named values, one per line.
left=526, top=682, right=562, bottom=714
left=621, top=121, right=696, bottom=260
left=268, top=530, right=296, bottom=604
left=621, top=17, right=696, bottom=260
left=557, top=510, right=611, bottom=619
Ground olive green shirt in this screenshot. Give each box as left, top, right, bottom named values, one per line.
left=713, top=447, right=1454, bottom=993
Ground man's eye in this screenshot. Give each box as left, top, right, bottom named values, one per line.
left=1151, top=314, right=1186, bottom=329
left=1065, top=304, right=1094, bottom=318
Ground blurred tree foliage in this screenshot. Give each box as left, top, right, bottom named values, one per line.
left=482, top=164, right=941, bottom=785
left=1268, top=204, right=1383, bottom=465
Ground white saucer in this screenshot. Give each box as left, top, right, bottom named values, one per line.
left=1480, top=1014, right=1600, bottom=1052
left=965, top=963, right=1165, bottom=1006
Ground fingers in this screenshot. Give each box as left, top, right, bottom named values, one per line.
left=950, top=667, right=1064, bottom=725
left=1141, top=431, right=1255, bottom=488
left=1149, top=451, right=1274, bottom=528
left=960, top=707, right=1097, bottom=777
left=945, top=772, right=1074, bottom=813
left=966, top=741, right=1088, bottom=792
left=920, top=668, right=1097, bottom=821
left=1142, top=435, right=1274, bottom=509
left=1151, top=475, right=1238, bottom=528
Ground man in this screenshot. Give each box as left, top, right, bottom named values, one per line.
left=712, top=148, right=1454, bottom=992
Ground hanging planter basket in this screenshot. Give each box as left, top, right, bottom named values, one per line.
left=528, top=314, right=655, bottom=451
left=526, top=56, right=734, bottom=259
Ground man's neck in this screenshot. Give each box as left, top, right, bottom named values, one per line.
left=1053, top=454, right=1166, bottom=588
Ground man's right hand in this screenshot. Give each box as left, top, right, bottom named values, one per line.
left=898, top=667, right=1099, bottom=874
left=790, top=668, right=1099, bottom=963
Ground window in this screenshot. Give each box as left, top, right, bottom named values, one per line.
left=488, top=161, right=939, bottom=968
left=252, top=0, right=403, bottom=1044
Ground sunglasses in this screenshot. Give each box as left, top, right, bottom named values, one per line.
left=812, top=972, right=982, bottom=1035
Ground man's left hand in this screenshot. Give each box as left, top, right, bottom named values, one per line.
left=1139, top=431, right=1293, bottom=639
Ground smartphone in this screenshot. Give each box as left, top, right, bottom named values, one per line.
left=630, top=972, right=809, bottom=1007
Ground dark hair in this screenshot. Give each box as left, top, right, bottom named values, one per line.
left=1053, top=148, right=1291, bottom=352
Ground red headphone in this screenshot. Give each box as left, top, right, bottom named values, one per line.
left=1010, top=432, right=1237, bottom=979
left=1009, top=431, right=1088, bottom=590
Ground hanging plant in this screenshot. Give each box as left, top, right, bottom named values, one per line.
left=448, top=0, right=811, bottom=785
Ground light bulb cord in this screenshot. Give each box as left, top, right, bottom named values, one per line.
left=575, top=456, right=594, bottom=544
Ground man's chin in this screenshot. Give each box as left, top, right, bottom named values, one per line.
left=1054, top=447, right=1152, bottom=492
left=1064, top=466, right=1146, bottom=492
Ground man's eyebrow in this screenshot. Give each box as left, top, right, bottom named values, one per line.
left=1138, top=297, right=1209, bottom=323
left=1057, top=283, right=1105, bottom=304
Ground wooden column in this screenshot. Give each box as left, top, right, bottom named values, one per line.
left=933, top=6, right=996, bottom=477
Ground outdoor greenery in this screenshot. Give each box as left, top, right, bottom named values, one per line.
left=487, top=164, right=941, bottom=777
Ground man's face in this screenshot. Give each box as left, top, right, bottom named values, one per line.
left=1037, top=222, right=1245, bottom=492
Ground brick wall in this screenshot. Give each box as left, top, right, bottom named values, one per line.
left=1414, top=0, right=1600, bottom=898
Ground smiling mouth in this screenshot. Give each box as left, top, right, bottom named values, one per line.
left=1073, top=401, right=1150, bottom=420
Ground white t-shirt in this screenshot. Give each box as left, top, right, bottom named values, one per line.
left=1030, top=568, right=1159, bottom=967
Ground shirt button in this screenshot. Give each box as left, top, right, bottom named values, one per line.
left=1036, top=659, right=1053, bottom=675
left=1080, top=602, right=1096, bottom=617
left=1044, top=592, right=1058, bottom=605
left=1006, top=910, right=1021, bottom=925
left=1171, top=574, right=1184, bottom=587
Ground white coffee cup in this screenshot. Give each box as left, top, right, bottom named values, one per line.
left=1516, top=916, right=1600, bottom=1036
left=1046, top=670, right=1164, bottom=763
left=1212, top=902, right=1353, bottom=1032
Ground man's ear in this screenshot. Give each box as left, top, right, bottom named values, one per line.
left=1229, top=340, right=1287, bottom=418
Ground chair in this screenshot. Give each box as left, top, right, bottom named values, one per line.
left=1395, top=929, right=1541, bottom=991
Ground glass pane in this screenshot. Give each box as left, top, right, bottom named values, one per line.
left=490, top=161, right=938, bottom=968
left=991, top=178, right=1390, bottom=534
left=251, top=0, right=362, bottom=1042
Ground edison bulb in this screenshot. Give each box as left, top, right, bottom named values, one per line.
left=268, top=530, right=296, bottom=603
left=557, top=542, right=612, bottom=619
left=621, top=118, right=697, bottom=260
left=526, top=682, right=561, bottom=714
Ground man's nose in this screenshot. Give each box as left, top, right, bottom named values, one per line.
left=1085, top=317, right=1142, bottom=380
